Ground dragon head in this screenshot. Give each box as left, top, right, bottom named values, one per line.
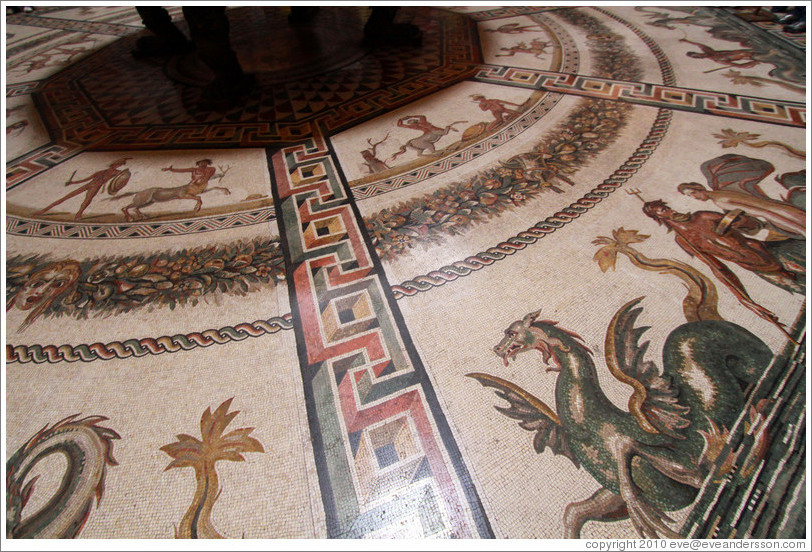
left=494, top=310, right=582, bottom=372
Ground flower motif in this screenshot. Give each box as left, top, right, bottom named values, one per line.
left=92, top=284, right=114, bottom=301
left=359, top=18, right=636, bottom=263
left=394, top=234, right=412, bottom=246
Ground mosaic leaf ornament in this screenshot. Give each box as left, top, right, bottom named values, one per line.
left=6, top=237, right=285, bottom=330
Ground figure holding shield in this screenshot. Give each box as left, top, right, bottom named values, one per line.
left=35, top=158, right=131, bottom=220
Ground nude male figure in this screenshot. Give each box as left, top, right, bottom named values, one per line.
left=36, top=158, right=130, bottom=220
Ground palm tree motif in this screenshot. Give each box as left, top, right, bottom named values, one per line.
left=160, top=398, right=264, bottom=539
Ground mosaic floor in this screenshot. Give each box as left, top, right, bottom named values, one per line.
left=4, top=5, right=807, bottom=542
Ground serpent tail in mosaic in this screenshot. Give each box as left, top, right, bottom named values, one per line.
left=472, top=297, right=774, bottom=538
left=6, top=415, right=120, bottom=539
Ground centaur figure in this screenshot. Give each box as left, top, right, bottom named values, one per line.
left=115, top=159, right=230, bottom=221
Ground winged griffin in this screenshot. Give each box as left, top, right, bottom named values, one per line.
left=469, top=297, right=773, bottom=538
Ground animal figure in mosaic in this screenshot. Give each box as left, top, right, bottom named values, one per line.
left=114, top=160, right=231, bottom=221
left=495, top=38, right=550, bottom=59
left=485, top=22, right=544, bottom=34
left=11, top=35, right=99, bottom=74
left=639, top=8, right=804, bottom=84
left=160, top=398, right=264, bottom=539
left=469, top=297, right=773, bottom=538
left=389, top=115, right=467, bottom=162
left=635, top=6, right=709, bottom=30
left=6, top=415, right=120, bottom=538
left=361, top=133, right=391, bottom=174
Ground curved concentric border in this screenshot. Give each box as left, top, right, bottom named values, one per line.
left=391, top=7, right=677, bottom=298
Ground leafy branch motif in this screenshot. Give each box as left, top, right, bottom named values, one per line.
left=160, top=398, right=264, bottom=539
left=713, top=128, right=805, bottom=159
left=723, top=69, right=806, bottom=95
left=364, top=9, right=642, bottom=261
left=592, top=227, right=722, bottom=322
left=6, top=237, right=285, bottom=329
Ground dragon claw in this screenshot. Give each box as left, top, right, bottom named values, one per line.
left=624, top=490, right=679, bottom=539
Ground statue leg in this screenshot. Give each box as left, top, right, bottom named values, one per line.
left=133, top=7, right=193, bottom=58
left=181, top=7, right=254, bottom=104
left=288, top=6, right=319, bottom=25
left=363, top=7, right=423, bottom=48
left=562, top=488, right=628, bottom=538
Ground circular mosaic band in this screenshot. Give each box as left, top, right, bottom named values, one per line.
left=391, top=107, right=673, bottom=299
left=391, top=8, right=677, bottom=298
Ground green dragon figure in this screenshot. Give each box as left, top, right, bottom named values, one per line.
left=469, top=297, right=773, bottom=538
left=6, top=414, right=120, bottom=538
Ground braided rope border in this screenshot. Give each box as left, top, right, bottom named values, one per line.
left=391, top=108, right=672, bottom=299
left=391, top=8, right=676, bottom=300
left=7, top=314, right=293, bottom=364
left=7, top=10, right=676, bottom=364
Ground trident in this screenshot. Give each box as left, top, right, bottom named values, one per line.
left=626, top=188, right=646, bottom=203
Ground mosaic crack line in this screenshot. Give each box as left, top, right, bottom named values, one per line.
left=270, top=136, right=493, bottom=539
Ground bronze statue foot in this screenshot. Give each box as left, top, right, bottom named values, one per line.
left=131, top=34, right=193, bottom=59
left=363, top=23, right=423, bottom=48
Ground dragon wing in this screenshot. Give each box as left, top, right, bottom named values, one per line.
left=700, top=153, right=774, bottom=198
left=467, top=372, right=579, bottom=467
left=605, top=298, right=691, bottom=439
